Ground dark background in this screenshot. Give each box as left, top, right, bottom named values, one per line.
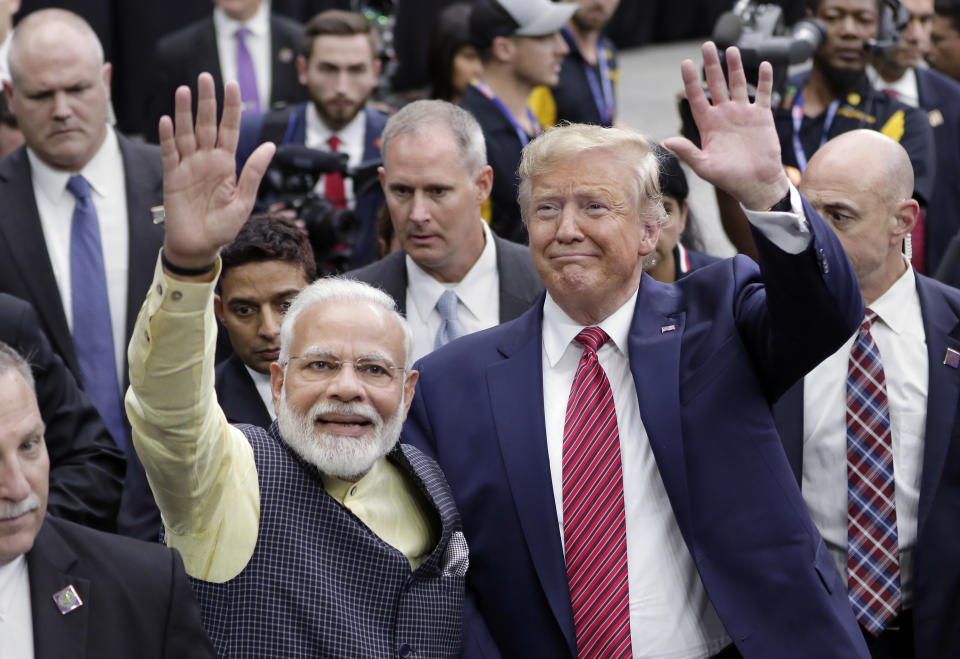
left=14, top=0, right=807, bottom=138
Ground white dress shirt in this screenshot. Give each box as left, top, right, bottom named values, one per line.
left=801, top=265, right=926, bottom=608
left=29, top=128, right=130, bottom=385
left=405, top=220, right=499, bottom=362
left=213, top=2, right=272, bottom=108
left=866, top=65, right=920, bottom=107
left=245, top=363, right=277, bottom=421
left=0, top=555, right=34, bottom=659
left=304, top=102, right=367, bottom=208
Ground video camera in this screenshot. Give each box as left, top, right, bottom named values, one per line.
left=255, top=145, right=382, bottom=275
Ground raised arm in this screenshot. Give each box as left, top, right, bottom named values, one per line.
left=663, top=42, right=790, bottom=211
left=126, top=75, right=275, bottom=581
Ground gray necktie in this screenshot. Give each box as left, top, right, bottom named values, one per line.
left=435, top=290, right=466, bottom=349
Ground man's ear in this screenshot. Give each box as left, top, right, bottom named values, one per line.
left=214, top=294, right=225, bottom=323
left=270, top=361, right=285, bottom=415
left=474, top=165, right=493, bottom=204
left=490, top=36, right=515, bottom=64
left=296, top=55, right=308, bottom=86
left=400, top=369, right=419, bottom=421
left=892, top=198, right=919, bottom=245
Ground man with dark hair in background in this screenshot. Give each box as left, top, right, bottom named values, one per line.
left=150, top=0, right=307, bottom=134
left=460, top=0, right=574, bottom=244
left=237, top=9, right=386, bottom=269
left=867, top=0, right=960, bottom=285
left=716, top=0, right=936, bottom=263
left=215, top=214, right=317, bottom=427
left=929, top=0, right=960, bottom=80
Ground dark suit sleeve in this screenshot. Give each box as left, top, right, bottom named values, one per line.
left=162, top=548, right=217, bottom=659
left=3, top=296, right=126, bottom=531
left=736, top=197, right=864, bottom=401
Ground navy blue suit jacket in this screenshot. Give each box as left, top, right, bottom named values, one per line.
left=915, top=68, right=960, bottom=285
left=774, top=272, right=960, bottom=659
left=404, top=200, right=870, bottom=658
left=237, top=103, right=386, bottom=268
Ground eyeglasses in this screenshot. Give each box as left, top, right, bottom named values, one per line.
left=285, top=354, right=405, bottom=388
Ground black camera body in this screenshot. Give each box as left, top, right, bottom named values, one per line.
left=256, top=145, right=380, bottom=275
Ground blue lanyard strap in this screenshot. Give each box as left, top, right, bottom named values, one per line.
left=791, top=90, right=840, bottom=172
left=565, top=27, right=615, bottom=127
left=472, top=79, right=541, bottom=147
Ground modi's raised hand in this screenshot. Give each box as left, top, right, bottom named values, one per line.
left=158, top=73, right=276, bottom=274
left=663, top=42, right=789, bottom=211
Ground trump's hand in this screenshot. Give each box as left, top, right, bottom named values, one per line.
left=158, top=73, right=276, bottom=275
left=663, top=42, right=790, bottom=211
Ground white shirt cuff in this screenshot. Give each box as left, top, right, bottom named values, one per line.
left=740, top=184, right=810, bottom=255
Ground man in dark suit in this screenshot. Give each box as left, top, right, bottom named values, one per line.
left=0, top=341, right=214, bottom=659
left=237, top=9, right=386, bottom=268
left=403, top=43, right=871, bottom=657
left=868, top=0, right=960, bottom=284
left=0, top=9, right=163, bottom=540
left=0, top=293, right=124, bottom=532
left=347, top=100, right=543, bottom=362
left=773, top=130, right=960, bottom=658
left=150, top=0, right=307, bottom=138
left=214, top=214, right=316, bottom=426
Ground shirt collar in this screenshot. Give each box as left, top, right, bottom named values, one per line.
left=305, top=99, right=367, bottom=145
left=868, top=262, right=919, bottom=337
left=319, top=454, right=388, bottom=501
left=213, top=1, right=269, bottom=38
left=405, top=220, right=496, bottom=321
left=865, top=65, right=918, bottom=104
left=27, top=126, right=119, bottom=204
left=0, top=31, right=12, bottom=83
left=541, top=284, right=639, bottom=367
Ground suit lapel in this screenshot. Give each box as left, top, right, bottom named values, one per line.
left=382, top=252, right=409, bottom=315
left=27, top=520, right=91, bottom=659
left=222, top=355, right=272, bottom=427
left=118, top=134, right=164, bottom=356
left=493, top=234, right=539, bottom=322
left=486, top=302, right=576, bottom=654
left=0, top=150, right=77, bottom=374
left=916, top=276, right=960, bottom=533
left=628, top=275, right=694, bottom=539
left=199, top=20, right=224, bottom=94
left=269, top=18, right=297, bottom=105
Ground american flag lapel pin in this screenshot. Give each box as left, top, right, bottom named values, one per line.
left=661, top=324, right=676, bottom=334
left=944, top=348, right=960, bottom=369
left=52, top=584, right=83, bottom=615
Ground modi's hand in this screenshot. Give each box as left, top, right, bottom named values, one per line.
left=158, top=73, right=276, bottom=274
left=663, top=42, right=789, bottom=211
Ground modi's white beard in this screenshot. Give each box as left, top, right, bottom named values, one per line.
left=0, top=492, right=42, bottom=520
left=276, top=386, right=405, bottom=481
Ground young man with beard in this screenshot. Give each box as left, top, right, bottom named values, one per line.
left=126, top=75, right=477, bottom=657
left=718, top=0, right=936, bottom=260
left=237, top=10, right=386, bottom=268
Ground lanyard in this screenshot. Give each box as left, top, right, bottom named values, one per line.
left=471, top=79, right=540, bottom=147
left=565, top=27, right=614, bottom=126
left=791, top=90, right=840, bottom=172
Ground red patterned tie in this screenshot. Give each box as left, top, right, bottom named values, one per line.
left=562, top=327, right=632, bottom=658
left=324, top=135, right=347, bottom=209
left=846, top=310, right=901, bottom=635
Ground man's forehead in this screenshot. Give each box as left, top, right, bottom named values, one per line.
left=817, top=0, right=877, bottom=14
left=309, top=34, right=375, bottom=63
left=290, top=300, right=404, bottom=358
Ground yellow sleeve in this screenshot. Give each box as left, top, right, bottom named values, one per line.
left=125, top=254, right=259, bottom=583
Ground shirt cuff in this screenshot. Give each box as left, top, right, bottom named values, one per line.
left=740, top=184, right=810, bottom=255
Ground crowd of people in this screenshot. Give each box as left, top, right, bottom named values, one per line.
left=1, top=0, right=959, bottom=657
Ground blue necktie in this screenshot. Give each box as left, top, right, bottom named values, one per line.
left=68, top=175, right=126, bottom=450
left=434, top=290, right=466, bottom=349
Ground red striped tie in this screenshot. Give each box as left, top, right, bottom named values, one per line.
left=325, top=135, right=347, bottom=209
left=562, top=327, right=632, bottom=658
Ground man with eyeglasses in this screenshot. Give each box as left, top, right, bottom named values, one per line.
left=124, top=74, right=478, bottom=658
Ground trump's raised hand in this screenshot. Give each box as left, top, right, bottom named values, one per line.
left=663, top=42, right=790, bottom=211
left=158, top=73, right=276, bottom=274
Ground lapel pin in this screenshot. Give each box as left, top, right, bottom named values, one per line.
left=660, top=324, right=676, bottom=334
left=944, top=348, right=960, bottom=369
left=278, top=47, right=294, bottom=63
left=52, top=585, right=83, bottom=615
